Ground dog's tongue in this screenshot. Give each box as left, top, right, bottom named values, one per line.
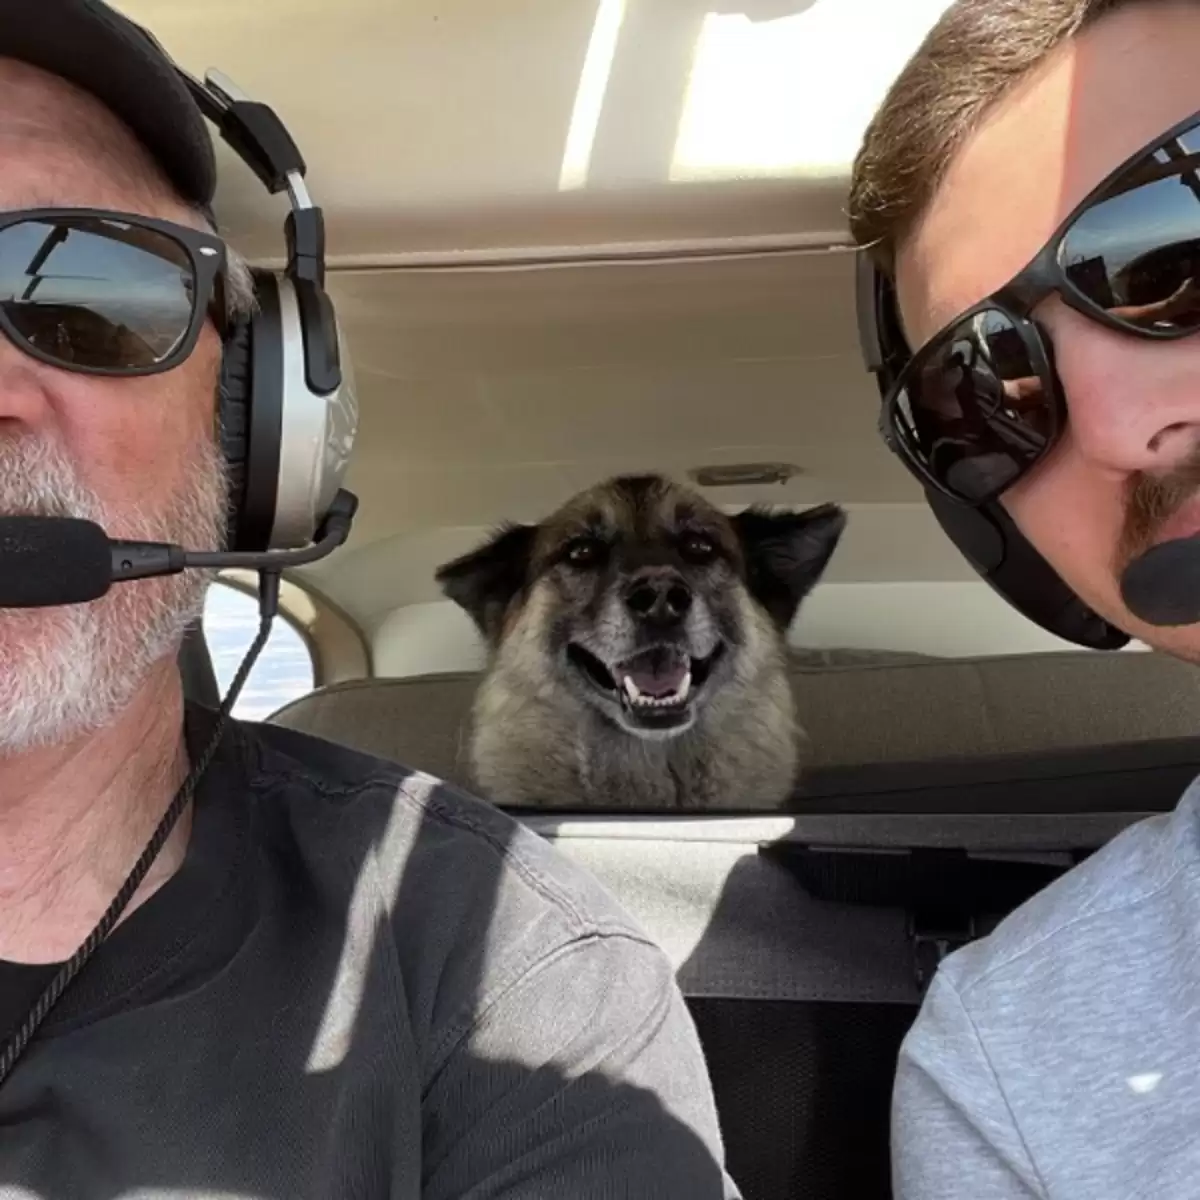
left=619, top=647, right=689, bottom=699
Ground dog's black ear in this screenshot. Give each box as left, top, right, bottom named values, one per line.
left=731, top=503, right=847, bottom=630
left=435, top=523, right=538, bottom=645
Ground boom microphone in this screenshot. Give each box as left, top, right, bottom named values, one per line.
left=0, top=489, right=357, bottom=609
left=1120, top=533, right=1200, bottom=627
left=0, top=516, right=114, bottom=607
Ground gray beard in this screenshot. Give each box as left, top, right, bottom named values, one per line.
left=0, top=433, right=228, bottom=755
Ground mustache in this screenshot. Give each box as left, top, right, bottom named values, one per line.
left=1120, top=447, right=1200, bottom=565
left=0, top=435, right=107, bottom=523
left=0, top=432, right=231, bottom=551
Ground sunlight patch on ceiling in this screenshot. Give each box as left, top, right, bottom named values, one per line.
left=670, top=0, right=955, bottom=183
left=559, top=0, right=629, bottom=190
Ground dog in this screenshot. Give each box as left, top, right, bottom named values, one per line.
left=435, top=474, right=846, bottom=810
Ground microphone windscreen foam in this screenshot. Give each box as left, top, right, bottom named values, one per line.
left=1120, top=534, right=1200, bottom=627
left=0, top=516, right=113, bottom=608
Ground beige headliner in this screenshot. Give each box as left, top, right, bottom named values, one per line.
left=111, top=0, right=965, bottom=635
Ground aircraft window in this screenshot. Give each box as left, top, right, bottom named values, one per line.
left=202, top=579, right=316, bottom=720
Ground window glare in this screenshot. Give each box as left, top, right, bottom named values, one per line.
left=202, top=581, right=315, bottom=720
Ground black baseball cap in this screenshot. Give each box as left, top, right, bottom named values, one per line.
left=0, top=0, right=217, bottom=207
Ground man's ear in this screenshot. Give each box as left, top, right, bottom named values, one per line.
left=435, top=523, right=538, bottom=645
left=730, top=503, right=847, bottom=631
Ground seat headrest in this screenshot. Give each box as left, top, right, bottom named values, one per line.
left=267, top=649, right=1200, bottom=793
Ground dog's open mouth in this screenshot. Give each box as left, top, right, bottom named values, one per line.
left=566, top=642, right=725, bottom=730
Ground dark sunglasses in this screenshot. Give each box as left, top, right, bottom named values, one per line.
left=0, top=208, right=227, bottom=378
left=862, top=107, right=1200, bottom=505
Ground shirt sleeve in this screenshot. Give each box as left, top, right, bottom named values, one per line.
left=420, top=930, right=741, bottom=1200
left=892, top=971, right=1046, bottom=1200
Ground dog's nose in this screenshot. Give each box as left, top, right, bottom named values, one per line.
left=625, top=570, right=693, bottom=626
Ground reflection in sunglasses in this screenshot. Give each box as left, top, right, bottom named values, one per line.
left=1001, top=376, right=1045, bottom=408
left=1110, top=273, right=1200, bottom=326
left=5, top=302, right=161, bottom=368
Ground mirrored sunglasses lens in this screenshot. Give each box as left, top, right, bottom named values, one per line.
left=894, top=310, right=1054, bottom=502
left=1061, top=124, right=1200, bottom=333
left=0, top=216, right=197, bottom=370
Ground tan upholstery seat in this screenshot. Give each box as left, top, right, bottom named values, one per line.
left=267, top=649, right=1200, bottom=791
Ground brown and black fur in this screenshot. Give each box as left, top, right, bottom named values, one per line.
left=436, top=474, right=846, bottom=810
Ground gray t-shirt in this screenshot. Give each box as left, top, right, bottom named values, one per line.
left=893, top=778, right=1200, bottom=1199
left=0, top=706, right=739, bottom=1198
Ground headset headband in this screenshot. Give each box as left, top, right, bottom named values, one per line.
left=121, top=25, right=361, bottom=557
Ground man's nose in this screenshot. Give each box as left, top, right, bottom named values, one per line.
left=1053, top=309, right=1200, bottom=474
left=624, top=568, right=693, bottom=627
left=0, top=339, right=55, bottom=430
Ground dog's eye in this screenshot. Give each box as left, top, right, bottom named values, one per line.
left=564, top=538, right=605, bottom=568
left=680, top=533, right=717, bottom=564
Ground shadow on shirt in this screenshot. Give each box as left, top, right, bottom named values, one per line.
left=0, top=712, right=738, bottom=1198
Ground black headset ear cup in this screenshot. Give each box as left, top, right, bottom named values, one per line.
left=218, top=316, right=253, bottom=552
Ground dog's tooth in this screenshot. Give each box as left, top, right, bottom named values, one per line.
left=623, top=676, right=642, bottom=703
left=677, top=672, right=691, bottom=702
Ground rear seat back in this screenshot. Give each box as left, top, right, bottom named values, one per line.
left=268, top=647, right=1200, bottom=794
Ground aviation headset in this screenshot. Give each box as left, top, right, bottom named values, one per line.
left=855, top=254, right=1130, bottom=651
left=138, top=28, right=359, bottom=559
